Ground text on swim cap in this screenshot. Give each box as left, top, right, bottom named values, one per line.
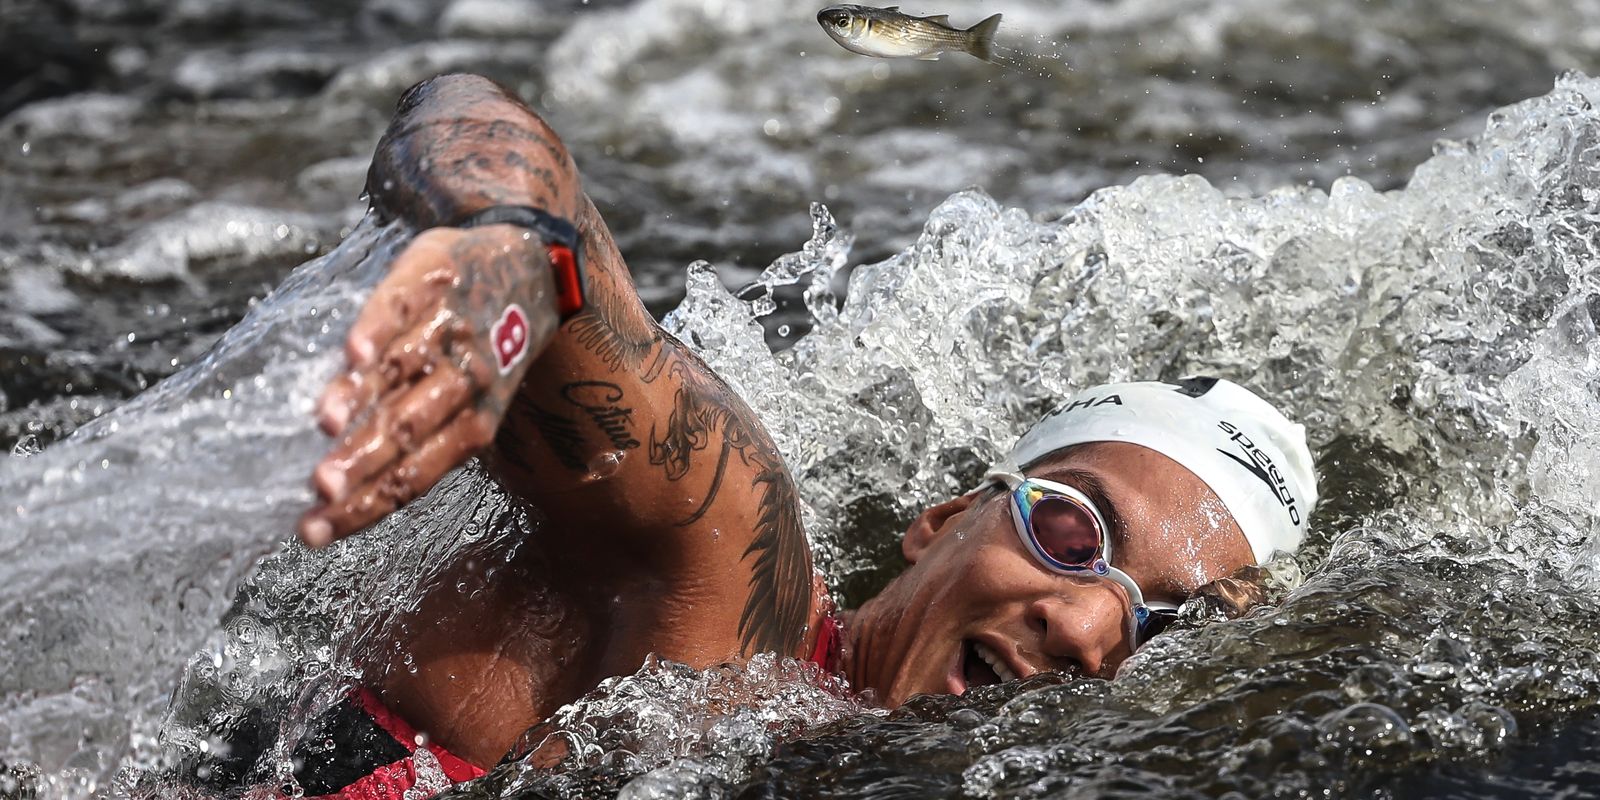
left=1216, top=421, right=1302, bottom=526
left=1048, top=394, right=1124, bottom=416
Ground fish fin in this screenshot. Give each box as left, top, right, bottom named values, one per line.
left=964, top=12, right=1002, bottom=63
left=923, top=14, right=950, bottom=24
left=917, top=53, right=942, bottom=60
left=884, top=5, right=899, bottom=10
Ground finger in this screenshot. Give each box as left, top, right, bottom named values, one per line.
left=388, top=361, right=477, bottom=451
left=317, top=309, right=464, bottom=435
left=298, top=410, right=497, bottom=546
left=313, top=360, right=477, bottom=500
left=345, top=231, right=458, bottom=368
left=316, top=368, right=383, bottom=436
left=313, top=407, right=401, bottom=503
left=377, top=307, right=463, bottom=386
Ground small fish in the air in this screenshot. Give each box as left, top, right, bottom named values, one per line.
left=817, top=4, right=1003, bottom=64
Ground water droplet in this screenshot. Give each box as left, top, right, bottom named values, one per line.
left=586, top=450, right=625, bottom=480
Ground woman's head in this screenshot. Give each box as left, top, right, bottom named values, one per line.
left=844, top=379, right=1317, bottom=705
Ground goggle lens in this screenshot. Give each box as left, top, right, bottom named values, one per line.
left=1028, top=495, right=1103, bottom=567
left=998, top=472, right=1179, bottom=650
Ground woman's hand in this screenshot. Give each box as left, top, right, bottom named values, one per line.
left=299, top=224, right=559, bottom=546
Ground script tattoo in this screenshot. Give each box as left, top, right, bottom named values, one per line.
left=501, top=393, right=588, bottom=473
left=377, top=77, right=811, bottom=656
left=560, top=381, right=641, bottom=452
left=558, top=261, right=809, bottom=656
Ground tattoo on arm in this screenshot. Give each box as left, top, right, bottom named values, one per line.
left=560, top=381, right=642, bottom=452
left=742, top=461, right=810, bottom=656
left=460, top=146, right=809, bottom=653
left=504, top=393, right=589, bottom=472
left=566, top=311, right=657, bottom=373
left=562, top=260, right=658, bottom=373
left=640, top=340, right=810, bottom=656
left=367, top=76, right=579, bottom=228
left=545, top=259, right=809, bottom=655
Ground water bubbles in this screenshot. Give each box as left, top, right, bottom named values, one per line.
left=1411, top=661, right=1457, bottom=681
left=503, top=654, right=873, bottom=795
left=10, top=435, right=41, bottom=459
left=1317, top=703, right=1414, bottom=761
left=947, top=707, right=986, bottom=730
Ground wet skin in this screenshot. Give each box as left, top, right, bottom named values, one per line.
left=299, top=73, right=1257, bottom=767
left=305, top=74, right=818, bottom=766
left=841, top=442, right=1254, bottom=705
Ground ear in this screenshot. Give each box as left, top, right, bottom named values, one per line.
left=903, top=491, right=982, bottom=564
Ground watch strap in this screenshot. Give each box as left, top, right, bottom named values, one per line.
left=454, top=205, right=586, bottom=320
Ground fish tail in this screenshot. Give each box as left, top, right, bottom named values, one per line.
left=964, top=13, right=1002, bottom=63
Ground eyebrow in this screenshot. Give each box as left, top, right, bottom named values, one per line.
left=1000, top=467, right=1192, bottom=602
left=1048, top=468, right=1205, bottom=600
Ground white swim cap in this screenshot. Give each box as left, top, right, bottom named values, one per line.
left=998, top=378, right=1318, bottom=563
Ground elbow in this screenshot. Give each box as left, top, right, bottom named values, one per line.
left=367, top=73, right=577, bottom=228
left=393, top=73, right=515, bottom=117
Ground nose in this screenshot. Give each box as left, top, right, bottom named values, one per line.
left=1024, top=585, right=1132, bottom=677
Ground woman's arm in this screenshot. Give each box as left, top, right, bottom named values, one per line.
left=301, top=74, right=812, bottom=658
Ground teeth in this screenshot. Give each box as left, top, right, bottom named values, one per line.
left=972, top=641, right=1017, bottom=683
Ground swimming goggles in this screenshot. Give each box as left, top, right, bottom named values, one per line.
left=987, top=469, right=1179, bottom=647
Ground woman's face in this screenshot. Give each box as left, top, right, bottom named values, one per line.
left=847, top=442, right=1257, bottom=706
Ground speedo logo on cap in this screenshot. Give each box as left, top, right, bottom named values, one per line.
left=1217, top=421, right=1301, bottom=526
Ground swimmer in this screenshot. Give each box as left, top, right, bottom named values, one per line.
left=282, top=74, right=1318, bottom=797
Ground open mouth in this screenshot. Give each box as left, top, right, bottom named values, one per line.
left=961, top=639, right=1017, bottom=689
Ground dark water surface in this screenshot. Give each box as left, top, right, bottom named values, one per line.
left=5, top=0, right=1600, bottom=798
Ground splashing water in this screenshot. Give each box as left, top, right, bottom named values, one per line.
left=6, top=23, right=1600, bottom=800
left=448, top=654, right=870, bottom=799
left=451, top=72, right=1600, bottom=797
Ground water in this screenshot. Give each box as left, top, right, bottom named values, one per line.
left=5, top=0, right=1600, bottom=797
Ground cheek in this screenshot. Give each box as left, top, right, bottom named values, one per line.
left=914, top=535, right=1024, bottom=616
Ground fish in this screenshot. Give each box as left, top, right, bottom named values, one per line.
left=817, top=4, right=1003, bottom=64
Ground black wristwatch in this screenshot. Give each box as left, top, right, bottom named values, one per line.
left=453, top=205, right=586, bottom=320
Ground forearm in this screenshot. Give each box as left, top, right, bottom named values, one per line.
left=325, top=74, right=810, bottom=656
left=361, top=73, right=670, bottom=514
left=488, top=256, right=814, bottom=656
left=365, top=74, right=581, bottom=229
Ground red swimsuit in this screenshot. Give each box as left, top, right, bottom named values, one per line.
left=295, top=615, right=846, bottom=799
